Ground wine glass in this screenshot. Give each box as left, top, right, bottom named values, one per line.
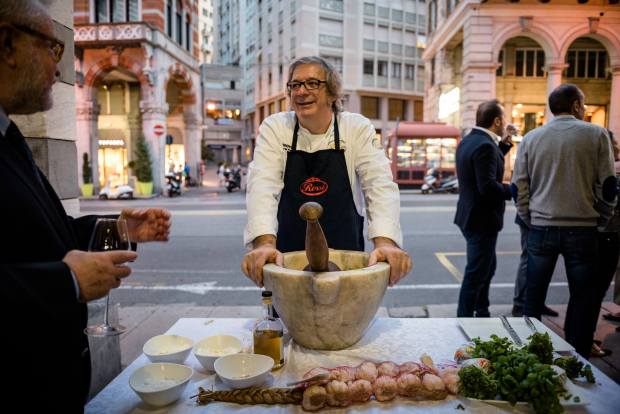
left=84, top=218, right=131, bottom=337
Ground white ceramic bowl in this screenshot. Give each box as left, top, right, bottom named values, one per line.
left=193, top=335, right=243, bottom=371
left=129, top=363, right=193, bottom=407
left=214, top=353, right=274, bottom=389
left=143, top=334, right=193, bottom=364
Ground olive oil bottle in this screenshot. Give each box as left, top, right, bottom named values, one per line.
left=253, top=291, right=284, bottom=369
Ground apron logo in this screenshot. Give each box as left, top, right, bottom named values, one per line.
left=300, top=177, right=328, bottom=196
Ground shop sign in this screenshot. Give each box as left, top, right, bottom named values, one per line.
left=153, top=124, right=165, bottom=136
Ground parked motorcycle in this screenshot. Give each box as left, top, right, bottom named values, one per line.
left=166, top=173, right=182, bottom=197
left=225, top=167, right=243, bottom=192
left=421, top=168, right=458, bottom=194
left=99, top=182, right=134, bottom=200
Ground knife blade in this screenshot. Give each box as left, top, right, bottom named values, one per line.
left=524, top=316, right=538, bottom=333
left=499, top=315, right=523, bottom=346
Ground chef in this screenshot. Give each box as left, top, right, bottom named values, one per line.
left=242, top=56, right=411, bottom=287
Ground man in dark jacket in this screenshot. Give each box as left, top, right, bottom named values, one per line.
left=0, top=2, right=171, bottom=412
left=454, top=100, right=513, bottom=317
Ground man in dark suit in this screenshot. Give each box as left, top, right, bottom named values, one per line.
left=0, top=2, right=171, bottom=412
left=454, top=100, right=513, bottom=317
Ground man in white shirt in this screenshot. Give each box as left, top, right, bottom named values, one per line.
left=242, top=56, right=411, bottom=287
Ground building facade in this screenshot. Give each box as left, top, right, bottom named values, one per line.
left=198, top=0, right=215, bottom=64
left=243, top=0, right=427, bottom=158
left=201, top=64, right=244, bottom=162
left=74, top=0, right=202, bottom=193
left=423, top=0, right=620, bottom=174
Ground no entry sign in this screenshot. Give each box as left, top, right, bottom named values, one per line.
left=153, top=124, right=165, bottom=136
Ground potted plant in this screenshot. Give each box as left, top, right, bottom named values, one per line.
left=80, top=152, right=94, bottom=197
left=130, top=135, right=153, bottom=196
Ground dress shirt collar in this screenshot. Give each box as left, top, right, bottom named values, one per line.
left=471, top=126, right=500, bottom=144
left=552, top=115, right=577, bottom=122
left=0, top=104, right=10, bottom=136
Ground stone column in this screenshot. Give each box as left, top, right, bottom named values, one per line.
left=183, top=111, right=201, bottom=177
left=139, top=103, right=168, bottom=193
left=460, top=15, right=496, bottom=130
left=608, top=65, right=620, bottom=140
left=544, top=63, right=566, bottom=122
left=75, top=101, right=100, bottom=189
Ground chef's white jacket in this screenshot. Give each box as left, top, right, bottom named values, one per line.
left=243, top=111, right=403, bottom=249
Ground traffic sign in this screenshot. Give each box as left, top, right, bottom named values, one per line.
left=153, top=124, right=165, bottom=136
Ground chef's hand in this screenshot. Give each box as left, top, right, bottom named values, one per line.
left=120, top=208, right=171, bottom=242
left=241, top=235, right=283, bottom=287
left=368, top=237, right=412, bottom=286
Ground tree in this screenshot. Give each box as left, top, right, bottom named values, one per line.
left=82, top=152, right=92, bottom=184
left=131, top=135, right=153, bottom=182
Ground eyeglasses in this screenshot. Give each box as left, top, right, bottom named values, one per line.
left=11, top=23, right=65, bottom=63
left=287, top=79, right=327, bottom=92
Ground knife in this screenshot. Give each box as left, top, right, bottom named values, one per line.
left=499, top=315, right=523, bottom=346
left=524, top=316, right=538, bottom=333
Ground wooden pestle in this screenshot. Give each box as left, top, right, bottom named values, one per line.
left=299, top=202, right=340, bottom=272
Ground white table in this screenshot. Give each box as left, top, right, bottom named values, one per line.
left=86, top=318, right=620, bottom=413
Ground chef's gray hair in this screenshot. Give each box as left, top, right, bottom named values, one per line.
left=0, top=0, right=49, bottom=27
left=287, top=56, right=343, bottom=113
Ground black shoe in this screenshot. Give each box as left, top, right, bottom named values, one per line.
left=541, top=305, right=559, bottom=317
left=511, top=305, right=523, bottom=317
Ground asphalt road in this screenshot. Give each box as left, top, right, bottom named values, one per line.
left=80, top=189, right=599, bottom=311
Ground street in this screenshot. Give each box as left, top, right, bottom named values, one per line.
left=80, top=187, right=602, bottom=312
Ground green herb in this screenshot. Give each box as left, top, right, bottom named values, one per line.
left=553, top=356, right=596, bottom=383
left=527, top=332, right=554, bottom=365
left=471, top=334, right=514, bottom=363
left=494, top=350, right=565, bottom=414
left=458, top=365, right=498, bottom=400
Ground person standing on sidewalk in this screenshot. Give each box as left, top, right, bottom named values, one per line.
left=242, top=56, right=411, bottom=287
left=512, top=83, right=616, bottom=358
left=0, top=2, right=171, bottom=412
left=454, top=100, right=514, bottom=317
left=512, top=215, right=559, bottom=318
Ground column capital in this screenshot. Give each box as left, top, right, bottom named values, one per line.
left=545, top=62, right=568, bottom=73
left=76, top=101, right=100, bottom=119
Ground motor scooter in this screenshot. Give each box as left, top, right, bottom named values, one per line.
left=421, top=168, right=459, bottom=194
left=225, top=167, right=243, bottom=192
left=99, top=181, right=134, bottom=200
left=165, top=173, right=182, bottom=197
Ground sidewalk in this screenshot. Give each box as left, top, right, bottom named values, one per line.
left=86, top=301, right=620, bottom=399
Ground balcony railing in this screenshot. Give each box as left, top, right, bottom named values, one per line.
left=75, top=22, right=153, bottom=45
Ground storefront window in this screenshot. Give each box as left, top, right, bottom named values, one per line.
left=98, top=142, right=127, bottom=188
left=361, top=96, right=380, bottom=119
left=397, top=138, right=425, bottom=168
left=206, top=100, right=241, bottom=123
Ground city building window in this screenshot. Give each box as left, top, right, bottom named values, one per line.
left=230, top=81, right=236, bottom=90
left=389, top=99, right=406, bottom=121
left=176, top=0, right=183, bottom=44
left=321, top=55, right=343, bottom=73
left=392, top=9, right=403, bottom=22
left=431, top=57, right=436, bottom=85
left=166, top=0, right=173, bottom=37
left=428, top=1, right=437, bottom=33
left=361, top=96, right=380, bottom=119
left=405, top=64, right=415, bottom=80
left=269, top=102, right=276, bottom=115
left=363, top=59, right=374, bottom=75
left=392, top=62, right=402, bottom=78
left=363, top=39, right=375, bottom=51
left=185, top=14, right=191, bottom=51
left=320, top=0, right=343, bottom=13
left=378, top=60, right=388, bottom=77
left=405, top=12, right=416, bottom=25
left=378, top=6, right=389, bottom=19
left=414, top=100, right=424, bottom=121
left=565, top=49, right=608, bottom=79
left=515, top=48, right=545, bottom=77
left=363, top=2, right=375, bottom=16
left=496, top=49, right=504, bottom=76
left=95, top=0, right=139, bottom=23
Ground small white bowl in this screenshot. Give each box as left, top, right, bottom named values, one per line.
left=129, top=363, right=193, bottom=407
left=193, top=335, right=243, bottom=371
left=214, top=353, right=274, bottom=389
left=143, top=334, right=193, bottom=364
